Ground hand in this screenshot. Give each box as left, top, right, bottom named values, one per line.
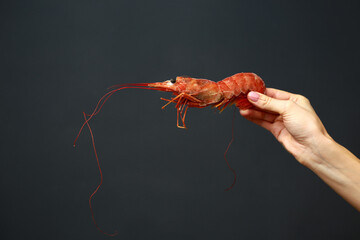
left=241, top=88, right=360, bottom=211
left=240, top=88, right=331, bottom=166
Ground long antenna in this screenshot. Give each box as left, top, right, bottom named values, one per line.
left=83, top=112, right=118, bottom=237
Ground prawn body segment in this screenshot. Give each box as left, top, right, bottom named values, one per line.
left=149, top=76, right=223, bottom=107
left=216, top=73, right=266, bottom=111
left=149, top=73, right=265, bottom=127
left=148, top=76, right=223, bottom=128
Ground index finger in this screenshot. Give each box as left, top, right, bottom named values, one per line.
left=265, top=88, right=295, bottom=100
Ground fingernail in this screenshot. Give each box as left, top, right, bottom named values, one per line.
left=248, top=91, right=259, bottom=102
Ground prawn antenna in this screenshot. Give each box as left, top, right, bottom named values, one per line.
left=224, top=108, right=237, bottom=191
left=73, top=84, right=162, bottom=147
left=83, top=112, right=119, bottom=237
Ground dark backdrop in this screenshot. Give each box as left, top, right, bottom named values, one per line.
left=1, top=1, right=359, bottom=239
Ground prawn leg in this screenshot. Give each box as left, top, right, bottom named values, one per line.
left=160, top=93, right=201, bottom=129
left=160, top=93, right=201, bottom=109
left=214, top=98, right=231, bottom=112
left=176, top=98, right=189, bottom=129
left=180, top=104, right=189, bottom=127
left=175, top=95, right=187, bottom=129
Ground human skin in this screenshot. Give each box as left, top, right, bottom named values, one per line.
left=240, top=88, right=360, bottom=211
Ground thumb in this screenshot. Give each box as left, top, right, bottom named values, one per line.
left=247, top=91, right=287, bottom=114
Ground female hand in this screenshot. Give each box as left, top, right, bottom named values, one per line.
left=240, top=88, right=331, bottom=167
left=240, top=88, right=360, bottom=211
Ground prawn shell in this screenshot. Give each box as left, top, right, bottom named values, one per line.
left=217, top=73, right=265, bottom=109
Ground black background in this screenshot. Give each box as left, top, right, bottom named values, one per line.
left=1, top=1, right=360, bottom=239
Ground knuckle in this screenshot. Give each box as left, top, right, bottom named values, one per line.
left=284, top=99, right=295, bottom=111
left=299, top=94, right=310, bottom=103
left=294, top=94, right=310, bottom=104
left=302, top=97, right=311, bottom=105
left=261, top=95, right=272, bottom=107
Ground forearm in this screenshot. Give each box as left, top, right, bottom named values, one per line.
left=305, top=136, right=360, bottom=211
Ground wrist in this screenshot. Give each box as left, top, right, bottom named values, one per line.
left=300, top=133, right=360, bottom=211
left=302, top=133, right=336, bottom=169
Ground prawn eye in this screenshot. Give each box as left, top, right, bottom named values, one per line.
left=170, top=78, right=176, bottom=84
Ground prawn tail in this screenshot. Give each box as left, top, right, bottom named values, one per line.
left=224, top=108, right=237, bottom=191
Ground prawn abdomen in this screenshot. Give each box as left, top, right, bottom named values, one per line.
left=216, top=72, right=265, bottom=110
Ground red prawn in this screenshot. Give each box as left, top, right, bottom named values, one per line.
left=74, top=72, right=265, bottom=236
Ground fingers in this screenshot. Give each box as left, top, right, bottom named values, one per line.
left=244, top=118, right=274, bottom=132
left=265, top=88, right=314, bottom=112
left=240, top=108, right=279, bottom=133
left=265, top=88, right=294, bottom=100
left=240, top=108, right=278, bottom=123
left=247, top=91, right=288, bottom=114
left=240, top=110, right=275, bottom=133
left=240, top=109, right=286, bottom=141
